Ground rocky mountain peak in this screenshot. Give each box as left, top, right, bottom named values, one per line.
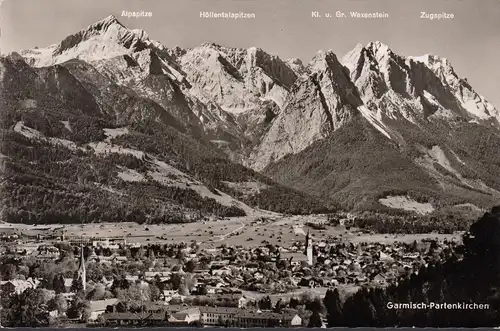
left=286, top=57, right=306, bottom=75
left=412, top=54, right=451, bottom=68
left=366, top=41, right=393, bottom=57
left=20, top=15, right=159, bottom=68
left=6, top=14, right=500, bottom=216
left=308, top=50, right=345, bottom=74
left=167, top=45, right=187, bottom=61
left=100, top=14, right=120, bottom=24
left=54, top=15, right=149, bottom=56
left=243, top=46, right=298, bottom=89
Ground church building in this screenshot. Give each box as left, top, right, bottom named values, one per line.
left=304, top=230, right=313, bottom=266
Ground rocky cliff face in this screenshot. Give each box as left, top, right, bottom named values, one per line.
left=247, top=50, right=361, bottom=170
left=248, top=41, right=500, bottom=171
left=177, top=43, right=298, bottom=113
left=342, top=41, right=500, bottom=126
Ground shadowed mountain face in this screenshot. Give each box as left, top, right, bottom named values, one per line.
left=5, top=15, right=500, bottom=220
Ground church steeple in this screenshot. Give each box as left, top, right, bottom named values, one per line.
left=77, top=244, right=86, bottom=291
left=305, top=230, right=313, bottom=266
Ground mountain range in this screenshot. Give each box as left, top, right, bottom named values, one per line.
left=1, top=15, right=499, bottom=223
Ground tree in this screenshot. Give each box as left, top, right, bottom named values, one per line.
left=308, top=311, right=322, bottom=328
left=92, top=283, right=106, bottom=300
left=178, top=285, right=189, bottom=296
left=52, top=274, right=66, bottom=294
left=258, top=296, right=272, bottom=310
left=274, top=298, right=283, bottom=313
left=2, top=264, right=17, bottom=280
left=465, top=206, right=500, bottom=272
left=70, top=274, right=83, bottom=293
left=115, top=283, right=151, bottom=302
left=305, top=297, right=324, bottom=315
left=185, top=260, right=196, bottom=273
left=323, top=288, right=343, bottom=327
left=2, top=288, right=50, bottom=327
left=176, top=248, right=186, bottom=261
left=170, top=273, right=183, bottom=290
left=149, top=282, right=161, bottom=301
left=67, top=296, right=91, bottom=321
left=47, top=294, right=68, bottom=315
left=198, top=284, right=208, bottom=296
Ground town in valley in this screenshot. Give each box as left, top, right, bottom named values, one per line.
left=0, top=212, right=462, bottom=327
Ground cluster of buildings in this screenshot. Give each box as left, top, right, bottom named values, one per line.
left=99, top=304, right=301, bottom=327
left=0, top=220, right=459, bottom=327
left=1, top=277, right=40, bottom=295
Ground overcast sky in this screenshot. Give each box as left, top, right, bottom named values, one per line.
left=1, top=0, right=499, bottom=107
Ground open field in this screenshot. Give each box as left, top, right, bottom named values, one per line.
left=0, top=214, right=462, bottom=247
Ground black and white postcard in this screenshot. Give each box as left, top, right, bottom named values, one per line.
left=0, top=0, right=499, bottom=328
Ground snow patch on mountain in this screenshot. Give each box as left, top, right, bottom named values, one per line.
left=414, top=145, right=499, bottom=196
left=422, top=90, right=458, bottom=120
left=415, top=145, right=473, bottom=190
left=247, top=50, right=362, bottom=170
left=117, top=166, right=145, bottom=182
left=179, top=44, right=250, bottom=113
left=20, top=15, right=170, bottom=70
left=104, top=127, right=129, bottom=142
left=286, top=58, right=306, bottom=76
left=221, top=181, right=270, bottom=196
left=88, top=141, right=145, bottom=158
left=379, top=196, right=435, bottom=215
left=19, top=99, right=37, bottom=109
left=19, top=45, right=58, bottom=67
left=343, top=42, right=500, bottom=131
left=453, top=203, right=482, bottom=212
left=84, top=132, right=256, bottom=212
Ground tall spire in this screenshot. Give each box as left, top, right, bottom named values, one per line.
left=305, top=230, right=313, bottom=266
left=77, top=244, right=86, bottom=291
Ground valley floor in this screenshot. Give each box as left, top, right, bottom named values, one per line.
left=0, top=213, right=461, bottom=248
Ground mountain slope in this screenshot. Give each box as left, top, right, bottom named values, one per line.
left=263, top=115, right=500, bottom=212
left=0, top=51, right=328, bottom=224
left=20, top=15, right=248, bottom=153
left=12, top=16, right=500, bottom=216
left=247, top=50, right=362, bottom=170
left=260, top=42, right=500, bottom=212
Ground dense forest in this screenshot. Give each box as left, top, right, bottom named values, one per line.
left=348, top=210, right=480, bottom=234
left=1, top=128, right=245, bottom=224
